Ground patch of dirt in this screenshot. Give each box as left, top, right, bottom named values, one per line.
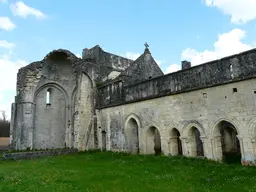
left=0, top=137, right=9, bottom=146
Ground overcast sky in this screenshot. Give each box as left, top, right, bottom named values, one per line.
left=0, top=0, right=256, bottom=118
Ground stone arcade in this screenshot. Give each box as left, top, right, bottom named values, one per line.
left=10, top=44, right=256, bottom=165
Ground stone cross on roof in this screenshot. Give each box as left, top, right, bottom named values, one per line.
left=144, top=42, right=149, bottom=48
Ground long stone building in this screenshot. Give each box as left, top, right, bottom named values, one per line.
left=10, top=44, right=256, bottom=165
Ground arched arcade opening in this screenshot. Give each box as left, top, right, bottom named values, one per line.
left=187, top=126, right=204, bottom=157
left=124, top=118, right=139, bottom=154
left=169, top=128, right=182, bottom=156
left=213, top=120, right=241, bottom=163
left=146, top=126, right=161, bottom=155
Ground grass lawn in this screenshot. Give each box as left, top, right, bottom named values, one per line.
left=0, top=151, right=256, bottom=192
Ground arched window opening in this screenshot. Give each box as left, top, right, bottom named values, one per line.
left=46, top=88, right=52, bottom=105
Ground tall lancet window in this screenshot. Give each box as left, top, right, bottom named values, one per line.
left=46, top=88, right=52, bottom=105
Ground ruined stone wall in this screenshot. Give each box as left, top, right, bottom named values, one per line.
left=98, top=49, right=256, bottom=108
left=11, top=61, right=43, bottom=149
left=34, top=86, right=67, bottom=149
left=97, top=80, right=123, bottom=107
left=73, top=73, right=94, bottom=151
left=11, top=47, right=133, bottom=151
left=83, top=45, right=133, bottom=71
left=33, top=58, right=76, bottom=149
left=98, top=78, right=256, bottom=165
left=11, top=50, right=89, bottom=150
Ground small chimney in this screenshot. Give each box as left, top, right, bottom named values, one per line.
left=181, top=60, right=191, bottom=70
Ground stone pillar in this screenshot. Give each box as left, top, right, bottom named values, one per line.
left=14, top=102, right=36, bottom=150
left=211, top=135, right=222, bottom=161
left=236, top=135, right=244, bottom=165
left=73, top=73, right=94, bottom=151
left=180, top=137, right=189, bottom=156
left=188, top=136, right=197, bottom=157
left=160, top=137, right=169, bottom=156
left=169, top=136, right=179, bottom=156
left=200, top=136, right=211, bottom=159
left=241, top=136, right=255, bottom=165
left=146, top=134, right=155, bottom=155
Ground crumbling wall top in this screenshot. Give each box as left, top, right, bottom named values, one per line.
left=82, top=45, right=134, bottom=71
left=43, top=49, right=79, bottom=61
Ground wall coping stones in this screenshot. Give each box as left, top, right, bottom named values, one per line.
left=0, top=149, right=78, bottom=161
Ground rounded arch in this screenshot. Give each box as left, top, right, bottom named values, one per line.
left=247, top=116, right=256, bottom=161
left=33, top=82, right=69, bottom=103
left=211, top=118, right=242, bottom=137
left=247, top=116, right=256, bottom=136
left=182, top=121, right=206, bottom=137
left=181, top=121, right=205, bottom=157
left=43, top=49, right=79, bottom=61
left=211, top=118, right=242, bottom=163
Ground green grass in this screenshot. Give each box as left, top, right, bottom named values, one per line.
left=0, top=151, right=256, bottom=192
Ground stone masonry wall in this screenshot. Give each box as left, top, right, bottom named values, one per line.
left=98, top=78, right=256, bottom=165
left=98, top=48, right=256, bottom=109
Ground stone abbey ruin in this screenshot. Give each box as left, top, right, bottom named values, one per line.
left=10, top=44, right=256, bottom=165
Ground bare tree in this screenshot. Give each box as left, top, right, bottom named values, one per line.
left=0, top=110, right=7, bottom=122
left=0, top=110, right=10, bottom=137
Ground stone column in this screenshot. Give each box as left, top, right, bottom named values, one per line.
left=160, top=136, right=169, bottom=156
left=14, top=102, right=36, bottom=150
left=236, top=135, right=244, bottom=165
left=211, top=135, right=222, bottom=161
left=169, top=136, right=179, bottom=156
left=180, top=137, right=189, bottom=156
left=200, top=136, right=211, bottom=159
left=240, top=136, right=255, bottom=165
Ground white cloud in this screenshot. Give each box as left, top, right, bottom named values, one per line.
left=0, top=17, right=16, bottom=31
left=10, top=1, right=46, bottom=19
left=164, top=64, right=180, bottom=74
left=181, top=28, right=253, bottom=66
left=75, top=53, right=82, bottom=58
left=0, top=52, right=27, bottom=119
left=0, top=40, right=15, bottom=49
left=205, top=0, right=256, bottom=24
left=154, top=59, right=163, bottom=66
left=0, top=53, right=26, bottom=92
left=124, top=52, right=140, bottom=60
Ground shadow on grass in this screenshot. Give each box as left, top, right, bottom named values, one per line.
left=222, top=152, right=241, bottom=165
